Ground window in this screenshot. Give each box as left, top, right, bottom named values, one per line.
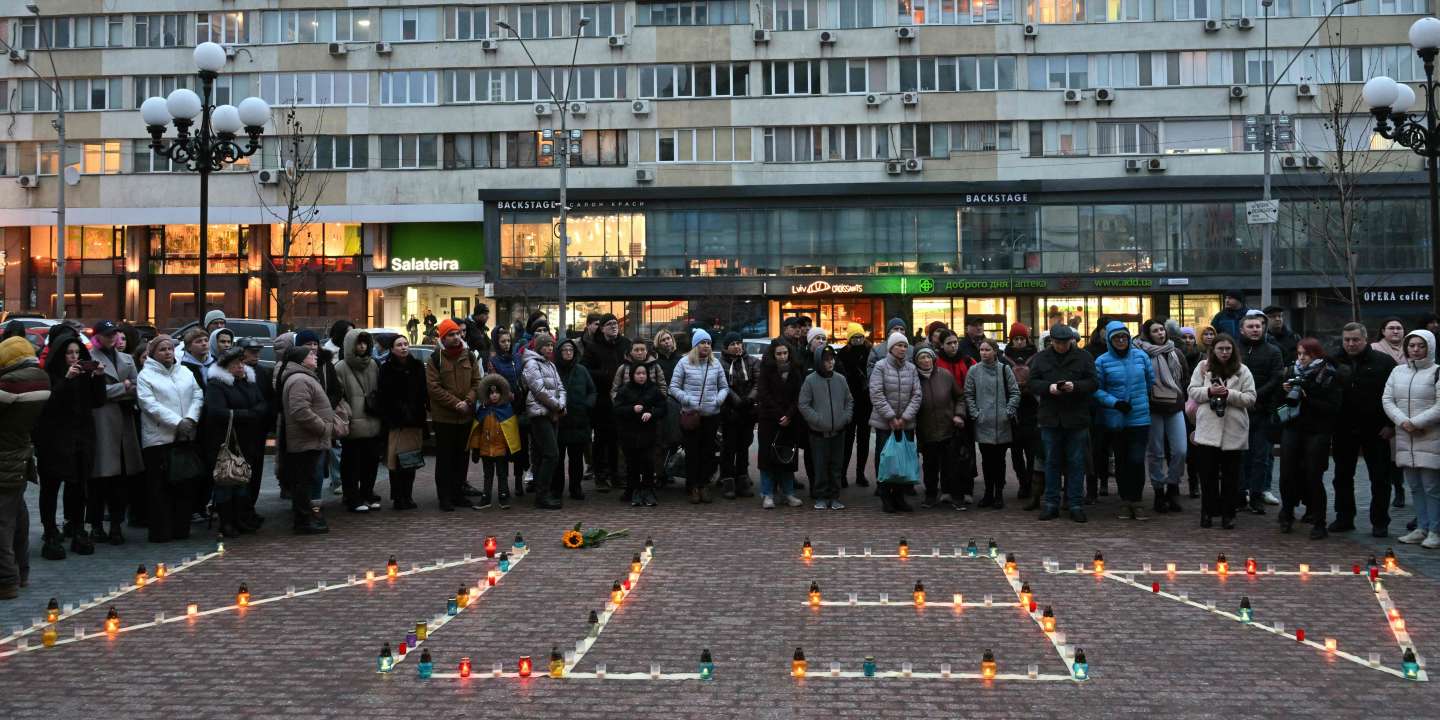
left=147, top=225, right=251, bottom=275
left=640, top=63, right=746, bottom=98
left=1026, top=54, right=1088, bottom=89
left=1030, top=120, right=1089, bottom=156
left=639, top=1, right=752, bottom=25
left=444, top=133, right=501, bottom=168
left=644, top=128, right=753, bottom=162
left=196, top=12, right=253, bottom=45
left=314, top=136, right=370, bottom=170
left=19, top=15, right=125, bottom=49
left=898, top=0, right=1017, bottom=24
left=507, top=4, right=625, bottom=38
left=133, top=145, right=182, bottom=174
left=501, top=130, right=628, bottom=167
left=381, top=71, right=439, bottom=105
left=762, top=61, right=822, bottom=95
left=929, top=122, right=1017, bottom=155
left=134, top=77, right=192, bottom=108
left=259, top=73, right=368, bottom=106
left=904, top=56, right=1018, bottom=92
left=1164, top=119, right=1238, bottom=154
left=897, top=123, right=933, bottom=158
left=269, top=224, right=361, bottom=261
left=446, top=6, right=494, bottom=39
left=381, top=7, right=440, bottom=41
left=64, top=78, right=124, bottom=111
left=379, top=135, right=439, bottom=169
left=18, top=79, right=57, bottom=112
left=136, top=14, right=189, bottom=48
left=759, top=0, right=816, bottom=29
left=826, top=59, right=879, bottom=93
left=80, top=141, right=121, bottom=175
left=828, top=0, right=881, bottom=27
left=262, top=9, right=373, bottom=43
left=1096, top=121, right=1159, bottom=155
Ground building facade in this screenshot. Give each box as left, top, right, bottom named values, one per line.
left=0, top=1, right=1433, bottom=337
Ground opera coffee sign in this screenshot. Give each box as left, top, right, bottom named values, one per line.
left=791, top=280, right=865, bottom=295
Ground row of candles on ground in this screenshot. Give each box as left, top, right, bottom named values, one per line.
left=377, top=538, right=655, bottom=678
left=806, top=580, right=1043, bottom=612
left=802, top=537, right=1003, bottom=560
left=381, top=648, right=717, bottom=680
left=1068, top=550, right=1400, bottom=576
left=790, top=647, right=1089, bottom=681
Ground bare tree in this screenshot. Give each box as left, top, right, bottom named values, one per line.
left=254, top=106, right=334, bottom=328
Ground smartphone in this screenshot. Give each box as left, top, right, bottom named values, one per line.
left=78, top=360, right=100, bottom=372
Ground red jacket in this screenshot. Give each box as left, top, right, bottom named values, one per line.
left=935, top=351, right=972, bottom=389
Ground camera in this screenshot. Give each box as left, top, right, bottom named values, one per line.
left=1209, top=379, right=1226, bottom=418
left=1285, top=386, right=1304, bottom=404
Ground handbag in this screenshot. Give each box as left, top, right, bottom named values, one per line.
left=396, top=449, right=425, bottom=470
left=167, top=443, right=205, bottom=487
left=213, top=411, right=252, bottom=488
left=878, top=430, right=920, bottom=485
left=1150, top=384, right=1181, bottom=406
left=679, top=362, right=708, bottom=431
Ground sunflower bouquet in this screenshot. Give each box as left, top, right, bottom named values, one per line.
left=562, top=522, right=629, bottom=549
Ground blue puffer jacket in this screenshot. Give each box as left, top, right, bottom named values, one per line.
left=1092, top=321, right=1154, bottom=429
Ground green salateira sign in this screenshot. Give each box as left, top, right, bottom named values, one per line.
left=388, top=222, right=485, bottom=272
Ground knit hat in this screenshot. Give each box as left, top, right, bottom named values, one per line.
left=914, top=346, right=937, bottom=361
left=1224, top=290, right=1246, bottom=303
left=691, top=328, right=712, bottom=346
left=806, top=327, right=826, bottom=345
left=147, top=334, right=175, bottom=358
left=846, top=322, right=866, bottom=340
left=598, top=313, right=618, bottom=329
left=436, top=318, right=462, bottom=340
left=532, top=331, right=556, bottom=350
left=886, top=331, right=909, bottom=353
left=925, top=321, right=948, bottom=338
left=1009, top=322, right=1031, bottom=339
left=294, top=329, right=320, bottom=347
left=721, top=331, right=742, bottom=348
left=203, top=309, right=227, bottom=328
left=1181, top=327, right=1196, bottom=337
left=283, top=346, right=313, bottom=365
left=887, top=317, right=906, bottom=333
left=0, top=335, right=35, bottom=368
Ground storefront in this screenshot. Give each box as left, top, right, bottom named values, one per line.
left=371, top=221, right=487, bottom=338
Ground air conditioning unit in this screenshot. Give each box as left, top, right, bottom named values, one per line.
left=885, top=160, right=905, bottom=175
left=1203, top=19, right=1221, bottom=32
left=568, top=101, right=589, bottom=116
left=255, top=169, right=279, bottom=185
left=534, top=103, right=552, bottom=116
left=224, top=45, right=238, bottom=58
left=1305, top=155, right=1322, bottom=169
left=481, top=39, right=499, bottom=52
left=327, top=42, right=347, bottom=56
left=631, top=99, right=651, bottom=115
left=15, top=174, right=38, bottom=189
left=1238, top=16, right=1255, bottom=30
left=636, top=168, right=655, bottom=183
left=1228, top=84, right=1248, bottom=99
left=1146, top=158, right=1166, bottom=172
left=901, top=91, right=919, bottom=106
left=1124, top=159, right=1143, bottom=172
left=1094, top=87, right=1116, bottom=103
left=1063, top=88, right=1082, bottom=103
left=608, top=35, right=626, bottom=48
left=864, top=93, right=882, bottom=107
left=1280, top=155, right=1300, bottom=169
left=1297, top=83, right=1317, bottom=98
left=1023, top=23, right=1039, bottom=37
left=374, top=41, right=393, bottom=54
left=819, top=31, right=837, bottom=45
left=753, top=29, right=771, bottom=44
left=904, top=158, right=924, bottom=173
left=896, top=27, right=917, bottom=41
left=8, top=49, right=28, bottom=63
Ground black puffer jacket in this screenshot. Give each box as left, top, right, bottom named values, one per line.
left=378, top=352, right=429, bottom=431
left=1239, top=335, right=1285, bottom=412
left=582, top=329, right=629, bottom=412
left=202, top=363, right=268, bottom=469
left=35, top=336, right=105, bottom=467
left=1334, top=346, right=1397, bottom=435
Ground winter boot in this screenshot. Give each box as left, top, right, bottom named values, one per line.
left=880, top=484, right=897, bottom=513
left=721, top=477, right=737, bottom=500
left=1164, top=484, right=1183, bottom=513
left=41, top=529, right=66, bottom=560
left=891, top=485, right=915, bottom=513
left=217, top=502, right=242, bottom=539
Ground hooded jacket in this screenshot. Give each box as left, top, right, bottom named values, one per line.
left=35, top=336, right=105, bottom=464
left=334, top=329, right=381, bottom=439
left=0, top=338, right=50, bottom=492
left=835, top=338, right=872, bottom=415
left=1211, top=303, right=1249, bottom=341
left=756, top=345, right=803, bottom=473
left=1268, top=324, right=1301, bottom=366
left=426, top=342, right=482, bottom=425
left=281, top=362, right=338, bottom=452
left=915, top=356, right=964, bottom=443
left=612, top=366, right=668, bottom=450
left=471, top=374, right=520, bottom=457
left=720, top=348, right=758, bottom=416
left=799, top=346, right=853, bottom=436
left=582, top=325, right=629, bottom=412
left=556, top=339, right=597, bottom=444
left=204, top=327, right=234, bottom=368
left=965, top=358, right=1020, bottom=445
left=669, top=349, right=729, bottom=417
left=521, top=347, right=566, bottom=418
left=612, top=348, right=668, bottom=402
left=1093, top=321, right=1155, bottom=429
left=1383, top=329, right=1440, bottom=469
left=378, top=350, right=428, bottom=430
left=137, top=356, right=205, bottom=449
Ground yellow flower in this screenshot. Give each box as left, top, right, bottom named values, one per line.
left=562, top=530, right=584, bottom=549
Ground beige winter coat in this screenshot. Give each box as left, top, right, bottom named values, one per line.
left=1186, top=361, right=1256, bottom=451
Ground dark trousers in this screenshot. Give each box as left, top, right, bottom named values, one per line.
left=592, top=418, right=618, bottom=482
left=980, top=443, right=1009, bottom=496
left=389, top=468, right=416, bottom=503
left=721, top=413, right=755, bottom=479
left=682, top=415, right=721, bottom=490
left=340, top=435, right=382, bottom=509
left=1195, top=444, right=1242, bottom=519
left=432, top=422, right=471, bottom=506
left=622, top=446, right=655, bottom=495
left=1088, top=423, right=1113, bottom=495
left=529, top=417, right=560, bottom=502
left=37, top=451, right=88, bottom=534
left=1280, top=428, right=1331, bottom=526
left=481, top=456, right=509, bottom=496
left=809, top=431, right=845, bottom=500
left=843, top=412, right=871, bottom=483
left=1042, top=426, right=1088, bottom=511
left=142, top=444, right=192, bottom=543
left=1010, top=425, right=1038, bottom=495
left=920, top=438, right=958, bottom=499
left=126, top=472, right=147, bottom=527
left=1331, top=430, right=1392, bottom=529
left=1107, top=426, right=1149, bottom=503
left=86, top=474, right=126, bottom=530
left=554, top=442, right=586, bottom=498
left=246, top=438, right=266, bottom=509
left=0, top=489, right=27, bottom=589
left=283, top=449, right=322, bottom=523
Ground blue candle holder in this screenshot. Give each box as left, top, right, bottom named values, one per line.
left=418, top=649, right=433, bottom=679
left=863, top=656, right=876, bottom=677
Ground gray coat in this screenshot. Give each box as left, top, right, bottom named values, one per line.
left=964, top=360, right=1020, bottom=445
left=92, top=348, right=144, bottom=477
left=669, top=353, right=729, bottom=416
left=868, top=355, right=922, bottom=431
left=521, top=348, right=566, bottom=418
left=334, top=329, right=381, bottom=439
left=799, top=370, right=853, bottom=436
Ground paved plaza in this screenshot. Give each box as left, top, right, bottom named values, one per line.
left=1, top=458, right=1437, bottom=719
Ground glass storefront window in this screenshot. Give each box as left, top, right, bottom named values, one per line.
left=771, top=298, right=885, bottom=343
left=500, top=211, right=647, bottom=278
left=268, top=222, right=360, bottom=271
left=28, top=225, right=123, bottom=275
left=147, top=224, right=251, bottom=274
left=911, top=297, right=1019, bottom=342
left=1170, top=293, right=1222, bottom=337
left=1039, top=295, right=1151, bottom=342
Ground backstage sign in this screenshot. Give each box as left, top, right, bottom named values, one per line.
left=964, top=193, right=1030, bottom=205
left=791, top=280, right=864, bottom=294
left=1362, top=289, right=1432, bottom=304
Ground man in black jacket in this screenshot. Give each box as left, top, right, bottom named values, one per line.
left=956, top=317, right=985, bottom=364
left=582, top=314, right=628, bottom=490
left=1332, top=322, right=1396, bottom=536
left=1027, top=324, right=1099, bottom=523
left=1238, top=311, right=1284, bottom=513
left=462, top=304, right=492, bottom=358
left=1264, top=305, right=1301, bottom=365
left=719, top=332, right=758, bottom=499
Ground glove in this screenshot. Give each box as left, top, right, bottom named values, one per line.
left=1113, top=400, right=1132, bottom=414
left=175, top=418, right=197, bottom=441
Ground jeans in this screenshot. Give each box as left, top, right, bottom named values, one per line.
left=682, top=415, right=721, bottom=490
left=1403, top=467, right=1440, bottom=532
left=1279, top=428, right=1331, bottom=526
left=843, top=410, right=872, bottom=483
left=1243, top=412, right=1275, bottom=497
left=760, top=469, right=796, bottom=498
left=1331, top=431, right=1392, bottom=529
left=1109, top=426, right=1150, bottom=503
left=809, top=432, right=846, bottom=500
left=529, top=418, right=561, bottom=502
left=0, top=489, right=28, bottom=589
left=1041, top=426, right=1088, bottom=511
left=1194, top=445, right=1242, bottom=519
left=1146, top=411, right=1188, bottom=489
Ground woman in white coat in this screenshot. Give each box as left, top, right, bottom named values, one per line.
left=1383, top=329, right=1440, bottom=548
left=137, top=334, right=205, bottom=543
left=1186, top=334, right=1256, bottom=530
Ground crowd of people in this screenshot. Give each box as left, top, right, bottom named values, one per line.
left=3, top=296, right=1440, bottom=601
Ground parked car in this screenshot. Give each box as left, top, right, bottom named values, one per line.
left=169, top=318, right=280, bottom=341
left=742, top=338, right=770, bottom=362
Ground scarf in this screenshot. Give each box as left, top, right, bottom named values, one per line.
left=1134, top=337, right=1183, bottom=396
left=443, top=344, right=465, bottom=359
left=1294, top=357, right=1326, bottom=380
